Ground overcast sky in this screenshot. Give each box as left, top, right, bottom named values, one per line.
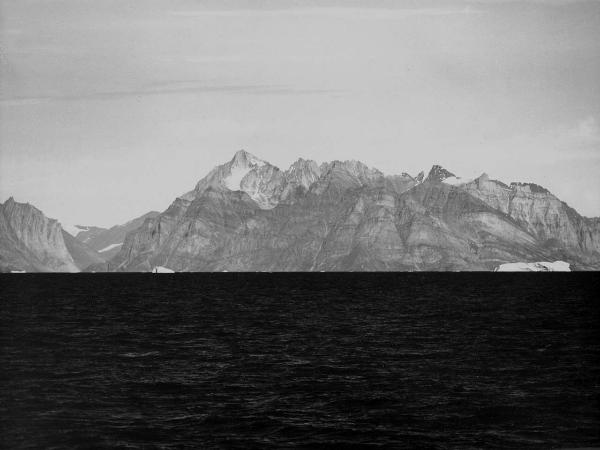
left=1, top=0, right=599, bottom=226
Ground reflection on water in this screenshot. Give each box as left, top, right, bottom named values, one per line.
left=1, top=273, right=599, bottom=448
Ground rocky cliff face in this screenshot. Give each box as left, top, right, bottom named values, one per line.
left=61, top=230, right=105, bottom=270
left=0, top=198, right=78, bottom=272
left=462, top=174, right=600, bottom=255
left=101, top=152, right=600, bottom=272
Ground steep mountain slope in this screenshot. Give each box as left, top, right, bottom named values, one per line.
left=101, top=152, right=600, bottom=272
left=0, top=198, right=78, bottom=272
left=71, top=211, right=160, bottom=260
left=462, top=174, right=600, bottom=255
left=61, top=230, right=105, bottom=270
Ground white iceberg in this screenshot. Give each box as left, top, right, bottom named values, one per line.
left=495, top=261, right=570, bottom=272
left=152, top=266, right=175, bottom=273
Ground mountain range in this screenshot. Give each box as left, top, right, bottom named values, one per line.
left=1, top=150, right=599, bottom=272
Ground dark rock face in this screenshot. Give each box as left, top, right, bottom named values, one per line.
left=0, top=198, right=78, bottom=272
left=426, top=165, right=456, bottom=183
left=103, top=153, right=600, bottom=271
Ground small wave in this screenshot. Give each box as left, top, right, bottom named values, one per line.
left=119, top=351, right=159, bottom=358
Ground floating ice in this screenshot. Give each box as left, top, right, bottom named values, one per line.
left=152, top=266, right=175, bottom=273
left=495, top=261, right=570, bottom=272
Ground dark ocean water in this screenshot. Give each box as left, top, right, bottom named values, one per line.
left=1, top=274, right=599, bottom=449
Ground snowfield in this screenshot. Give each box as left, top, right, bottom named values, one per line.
left=224, top=166, right=253, bottom=191
left=99, top=242, right=122, bottom=253
left=441, top=176, right=472, bottom=186
left=495, top=261, right=571, bottom=272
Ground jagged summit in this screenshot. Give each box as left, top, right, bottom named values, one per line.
left=426, top=165, right=456, bottom=183
left=510, top=182, right=551, bottom=195
left=425, top=165, right=483, bottom=187
left=230, top=149, right=266, bottom=167
left=323, top=160, right=384, bottom=181
left=292, top=157, right=309, bottom=163
left=186, top=153, right=387, bottom=209
left=223, top=150, right=269, bottom=192
left=287, top=158, right=321, bottom=190
left=2, top=196, right=44, bottom=218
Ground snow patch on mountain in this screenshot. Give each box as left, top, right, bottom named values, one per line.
left=224, top=166, right=253, bottom=191
left=99, top=242, right=122, bottom=253
left=442, top=176, right=473, bottom=186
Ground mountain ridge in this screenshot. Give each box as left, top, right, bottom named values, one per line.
left=93, top=151, right=600, bottom=272
left=2, top=151, right=599, bottom=272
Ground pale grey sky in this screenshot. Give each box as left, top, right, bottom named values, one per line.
left=1, top=0, right=599, bottom=226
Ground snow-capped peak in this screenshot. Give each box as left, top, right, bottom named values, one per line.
left=229, top=149, right=266, bottom=168
left=425, top=165, right=475, bottom=186
left=224, top=150, right=268, bottom=191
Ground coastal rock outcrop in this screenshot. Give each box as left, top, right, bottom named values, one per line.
left=0, top=198, right=79, bottom=272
